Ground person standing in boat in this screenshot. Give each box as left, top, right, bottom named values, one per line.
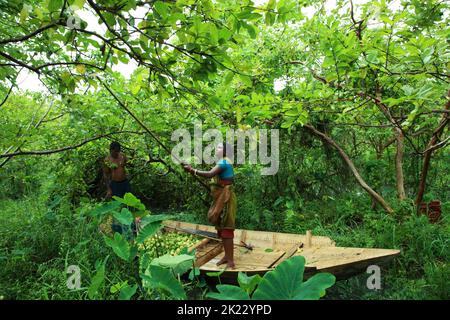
left=183, top=142, right=237, bottom=269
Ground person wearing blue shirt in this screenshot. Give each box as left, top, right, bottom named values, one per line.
left=183, top=143, right=237, bottom=269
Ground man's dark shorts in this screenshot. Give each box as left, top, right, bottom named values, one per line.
left=110, top=179, right=132, bottom=198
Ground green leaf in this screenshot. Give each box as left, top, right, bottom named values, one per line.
left=237, top=272, right=262, bottom=294
left=295, top=273, right=336, bottom=299
left=88, top=257, right=108, bottom=299
left=104, top=233, right=130, bottom=261
left=20, top=6, right=29, bottom=23
left=206, top=268, right=226, bottom=277
left=242, top=22, right=257, bottom=39
left=252, top=256, right=335, bottom=300
left=75, top=64, right=86, bottom=74
left=223, top=71, right=234, bottom=85
left=265, top=12, right=276, bottom=25
left=113, top=193, right=145, bottom=211
left=73, top=0, right=86, bottom=9
left=119, top=284, right=138, bottom=300
left=110, top=281, right=127, bottom=294
left=103, top=12, right=116, bottom=26
left=154, top=1, right=169, bottom=19
left=150, top=254, right=194, bottom=275
left=141, top=265, right=186, bottom=299
left=89, top=201, right=122, bottom=218
left=206, top=285, right=250, bottom=300
left=131, top=83, right=141, bottom=95
left=136, top=221, right=163, bottom=244
left=188, top=267, right=200, bottom=280
left=113, top=208, right=134, bottom=226
left=48, top=0, right=63, bottom=12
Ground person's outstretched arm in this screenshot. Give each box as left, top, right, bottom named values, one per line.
left=183, top=164, right=222, bottom=178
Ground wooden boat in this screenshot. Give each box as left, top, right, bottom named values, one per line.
left=162, top=220, right=400, bottom=283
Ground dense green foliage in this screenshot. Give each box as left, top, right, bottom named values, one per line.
left=0, top=0, right=449, bottom=300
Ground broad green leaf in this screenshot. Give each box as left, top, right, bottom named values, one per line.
left=206, top=285, right=250, bottom=300
left=237, top=272, right=262, bottom=294
left=252, top=256, right=335, bottom=300
left=113, top=208, right=134, bottom=226
left=104, top=233, right=130, bottom=261
left=141, top=265, right=186, bottom=299
left=295, top=273, right=336, bottom=300
left=252, top=255, right=306, bottom=299
left=119, top=284, right=138, bottom=300
left=89, top=201, right=122, bottom=218
left=188, top=267, right=201, bottom=280
left=136, top=221, right=163, bottom=244
left=113, top=193, right=145, bottom=211
left=150, top=254, right=194, bottom=275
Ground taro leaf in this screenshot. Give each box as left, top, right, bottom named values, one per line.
left=136, top=221, right=162, bottom=244
left=188, top=267, right=200, bottom=281
left=113, top=193, right=145, bottom=211
left=206, top=285, right=250, bottom=300
left=252, top=255, right=305, bottom=300
left=104, top=233, right=130, bottom=261
left=141, top=265, right=186, bottom=299
left=237, top=272, right=262, bottom=294
left=89, top=201, right=121, bottom=218
left=150, top=254, right=194, bottom=276
left=139, top=252, right=152, bottom=273
left=252, top=256, right=335, bottom=300
left=113, top=208, right=134, bottom=226
left=119, top=284, right=138, bottom=300
left=295, top=273, right=336, bottom=300
left=88, top=256, right=108, bottom=299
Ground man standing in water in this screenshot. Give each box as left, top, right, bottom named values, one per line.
left=183, top=142, right=237, bottom=269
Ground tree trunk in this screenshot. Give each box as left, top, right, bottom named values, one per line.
left=395, top=128, right=406, bottom=200
left=304, top=124, right=394, bottom=214
left=415, top=90, right=450, bottom=207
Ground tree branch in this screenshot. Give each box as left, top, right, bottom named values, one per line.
left=0, top=131, right=146, bottom=159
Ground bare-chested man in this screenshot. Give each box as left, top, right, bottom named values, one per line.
left=103, top=141, right=131, bottom=199
left=103, top=141, right=139, bottom=235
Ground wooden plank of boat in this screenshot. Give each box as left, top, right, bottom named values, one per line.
left=297, top=247, right=400, bottom=280
left=201, top=246, right=286, bottom=273
left=162, top=220, right=336, bottom=249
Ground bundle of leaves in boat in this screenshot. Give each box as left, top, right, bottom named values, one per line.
left=88, top=193, right=335, bottom=300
